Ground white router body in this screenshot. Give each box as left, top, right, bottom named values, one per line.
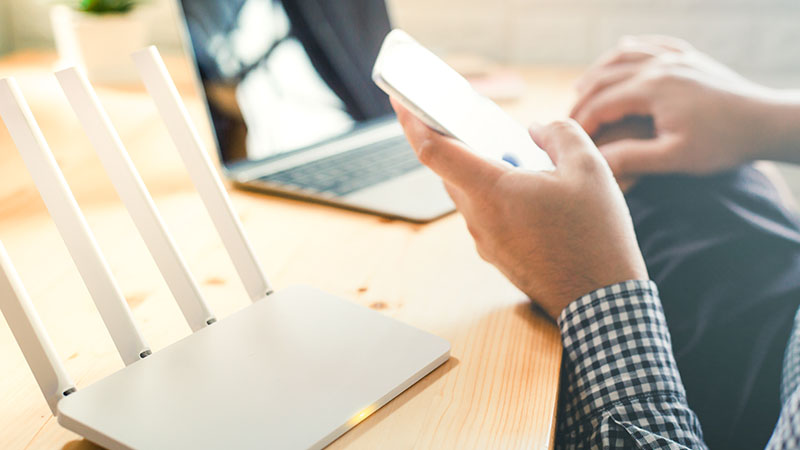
left=0, top=46, right=449, bottom=449
left=58, top=286, right=449, bottom=449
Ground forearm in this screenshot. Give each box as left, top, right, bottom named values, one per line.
left=556, top=280, right=706, bottom=449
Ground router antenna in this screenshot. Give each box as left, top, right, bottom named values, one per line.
left=132, top=46, right=272, bottom=302
left=0, top=241, right=76, bottom=415
left=55, top=68, right=216, bottom=331
left=0, top=78, right=150, bottom=365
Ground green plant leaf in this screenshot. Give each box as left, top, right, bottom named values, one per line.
left=77, top=0, right=140, bottom=14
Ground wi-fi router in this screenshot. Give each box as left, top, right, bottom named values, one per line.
left=0, top=47, right=450, bottom=450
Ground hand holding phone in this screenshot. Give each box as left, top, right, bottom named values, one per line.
left=372, top=29, right=554, bottom=171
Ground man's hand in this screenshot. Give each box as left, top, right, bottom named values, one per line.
left=392, top=99, right=647, bottom=319
left=571, top=35, right=800, bottom=177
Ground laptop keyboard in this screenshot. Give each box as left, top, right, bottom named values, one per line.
left=256, top=136, right=422, bottom=197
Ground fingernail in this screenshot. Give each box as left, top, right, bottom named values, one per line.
left=528, top=122, right=543, bottom=132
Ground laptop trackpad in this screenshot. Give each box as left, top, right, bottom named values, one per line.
left=343, top=168, right=454, bottom=222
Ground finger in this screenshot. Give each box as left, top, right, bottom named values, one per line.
left=442, top=181, right=483, bottom=237
left=442, top=181, right=469, bottom=209
left=616, top=175, right=639, bottom=193
left=579, top=44, right=660, bottom=82
left=579, top=34, right=685, bottom=79
left=572, top=63, right=642, bottom=115
left=391, top=97, right=506, bottom=193
left=528, top=119, right=600, bottom=171
left=442, top=181, right=490, bottom=252
left=570, top=80, right=649, bottom=136
left=599, top=135, right=681, bottom=176
left=576, top=61, right=642, bottom=95
left=628, top=35, right=693, bottom=53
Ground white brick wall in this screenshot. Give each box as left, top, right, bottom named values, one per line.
left=2, top=0, right=800, bottom=84
left=388, top=0, right=800, bottom=84
left=0, top=1, right=12, bottom=55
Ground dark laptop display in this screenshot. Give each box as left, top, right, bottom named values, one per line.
left=179, top=0, right=393, bottom=164
left=176, top=0, right=453, bottom=222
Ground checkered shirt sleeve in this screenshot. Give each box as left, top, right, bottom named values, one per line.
left=555, top=280, right=706, bottom=449
left=781, top=307, right=800, bottom=406
left=766, top=304, right=800, bottom=450
left=766, top=388, right=800, bottom=450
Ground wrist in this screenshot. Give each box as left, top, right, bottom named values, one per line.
left=545, top=270, right=650, bottom=321
left=748, top=88, right=800, bottom=164
left=539, top=243, right=648, bottom=320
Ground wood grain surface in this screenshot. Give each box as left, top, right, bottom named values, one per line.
left=0, top=51, right=579, bottom=450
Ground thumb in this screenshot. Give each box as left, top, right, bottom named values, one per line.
left=599, top=136, right=679, bottom=176
left=392, top=96, right=506, bottom=193
left=529, top=119, right=600, bottom=170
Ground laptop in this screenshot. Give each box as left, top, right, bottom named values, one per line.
left=175, top=0, right=455, bottom=222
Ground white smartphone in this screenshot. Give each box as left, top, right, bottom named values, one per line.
left=372, top=29, right=554, bottom=171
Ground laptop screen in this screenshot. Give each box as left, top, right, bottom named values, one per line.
left=178, top=0, right=394, bottom=165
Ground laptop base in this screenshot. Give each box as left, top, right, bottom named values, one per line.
left=57, top=285, right=450, bottom=449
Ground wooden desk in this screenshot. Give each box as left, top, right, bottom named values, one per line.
left=0, top=51, right=576, bottom=449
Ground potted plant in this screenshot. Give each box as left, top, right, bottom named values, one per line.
left=50, top=0, right=150, bottom=84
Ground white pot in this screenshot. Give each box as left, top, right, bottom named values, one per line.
left=50, top=5, right=149, bottom=85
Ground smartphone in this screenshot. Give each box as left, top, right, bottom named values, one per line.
left=372, top=29, right=554, bottom=171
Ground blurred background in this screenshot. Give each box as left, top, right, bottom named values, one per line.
left=1, top=0, right=800, bottom=192
left=2, top=0, right=800, bottom=85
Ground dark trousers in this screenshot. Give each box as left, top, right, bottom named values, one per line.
left=626, top=165, right=800, bottom=449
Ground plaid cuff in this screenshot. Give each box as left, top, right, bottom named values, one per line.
left=557, top=280, right=687, bottom=432
left=767, top=388, right=800, bottom=450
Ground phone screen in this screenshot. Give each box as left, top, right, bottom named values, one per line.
left=373, top=30, right=554, bottom=171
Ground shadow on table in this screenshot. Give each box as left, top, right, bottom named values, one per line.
left=62, top=439, right=104, bottom=450
left=339, top=355, right=460, bottom=440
